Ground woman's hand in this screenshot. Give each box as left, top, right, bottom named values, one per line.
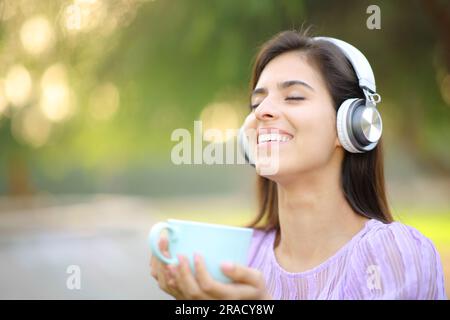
left=165, top=253, right=272, bottom=300
left=149, top=237, right=184, bottom=299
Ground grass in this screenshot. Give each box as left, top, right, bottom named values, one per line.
left=393, top=208, right=450, bottom=252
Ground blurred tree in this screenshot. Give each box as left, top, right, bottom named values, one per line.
left=0, top=0, right=146, bottom=195
left=422, top=0, right=450, bottom=71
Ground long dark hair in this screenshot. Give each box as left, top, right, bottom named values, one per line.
left=245, top=29, right=393, bottom=235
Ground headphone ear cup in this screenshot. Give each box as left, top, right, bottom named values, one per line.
left=337, top=98, right=382, bottom=153
left=238, top=126, right=256, bottom=167
left=336, top=98, right=363, bottom=153
left=352, top=105, right=382, bottom=150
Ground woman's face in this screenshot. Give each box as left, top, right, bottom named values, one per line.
left=244, top=50, right=342, bottom=181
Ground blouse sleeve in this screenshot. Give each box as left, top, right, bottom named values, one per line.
left=344, top=221, right=447, bottom=300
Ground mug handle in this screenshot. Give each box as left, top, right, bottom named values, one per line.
left=149, top=222, right=179, bottom=265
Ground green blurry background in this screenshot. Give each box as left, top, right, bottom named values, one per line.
left=0, top=0, right=449, bottom=298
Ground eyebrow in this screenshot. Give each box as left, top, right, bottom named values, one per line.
left=252, top=80, right=314, bottom=96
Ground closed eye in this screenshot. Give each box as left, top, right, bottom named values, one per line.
left=250, top=97, right=305, bottom=110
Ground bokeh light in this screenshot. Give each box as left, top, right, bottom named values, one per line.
left=4, top=64, right=32, bottom=108
left=39, top=63, right=75, bottom=122
left=20, top=15, right=55, bottom=56
left=12, top=106, right=52, bottom=148
left=0, top=80, right=8, bottom=116
left=63, top=0, right=106, bottom=33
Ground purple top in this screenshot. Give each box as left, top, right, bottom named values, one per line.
left=247, top=219, right=447, bottom=300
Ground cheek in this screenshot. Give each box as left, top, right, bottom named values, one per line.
left=289, top=110, right=337, bottom=161
left=295, top=108, right=336, bottom=141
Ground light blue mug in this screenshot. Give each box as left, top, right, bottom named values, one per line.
left=148, top=219, right=254, bottom=283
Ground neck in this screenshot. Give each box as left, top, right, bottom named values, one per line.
left=274, top=158, right=369, bottom=267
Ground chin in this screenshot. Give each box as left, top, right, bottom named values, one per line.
left=255, top=158, right=287, bottom=178
left=255, top=158, right=311, bottom=183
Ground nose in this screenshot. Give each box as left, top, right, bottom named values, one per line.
left=254, top=98, right=280, bottom=121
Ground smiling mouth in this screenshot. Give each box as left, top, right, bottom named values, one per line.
left=257, top=131, right=294, bottom=146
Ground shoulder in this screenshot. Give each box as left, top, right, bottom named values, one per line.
left=345, top=219, right=447, bottom=299
left=361, top=219, right=436, bottom=255
left=358, top=220, right=440, bottom=267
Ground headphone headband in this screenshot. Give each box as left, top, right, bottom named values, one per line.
left=313, top=37, right=377, bottom=94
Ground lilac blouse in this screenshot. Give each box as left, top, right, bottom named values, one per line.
left=247, top=218, right=447, bottom=299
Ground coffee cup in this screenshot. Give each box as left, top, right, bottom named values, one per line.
left=148, top=219, right=254, bottom=283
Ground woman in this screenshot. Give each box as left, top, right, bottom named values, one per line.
left=150, top=29, right=447, bottom=299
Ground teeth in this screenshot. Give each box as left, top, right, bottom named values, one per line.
left=258, top=133, right=292, bottom=143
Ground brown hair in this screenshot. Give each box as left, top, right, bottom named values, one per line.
left=245, top=29, right=393, bottom=235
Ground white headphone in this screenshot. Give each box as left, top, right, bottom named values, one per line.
left=238, top=36, right=383, bottom=166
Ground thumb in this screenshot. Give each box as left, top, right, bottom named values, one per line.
left=221, top=263, right=263, bottom=287
left=158, top=237, right=171, bottom=257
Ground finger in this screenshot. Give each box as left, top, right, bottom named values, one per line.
left=221, top=263, right=265, bottom=288
left=156, top=263, right=169, bottom=291
left=150, top=252, right=167, bottom=279
left=159, top=235, right=170, bottom=253
left=175, top=255, right=206, bottom=299
left=166, top=266, right=184, bottom=298
left=150, top=237, right=169, bottom=279
left=154, top=250, right=171, bottom=288
left=164, top=266, right=184, bottom=298
left=195, top=254, right=260, bottom=299
left=159, top=236, right=168, bottom=252
left=150, top=256, right=158, bottom=279
left=150, top=254, right=170, bottom=281
left=157, top=265, right=185, bottom=299
left=194, top=254, right=235, bottom=299
left=150, top=239, right=183, bottom=299
left=158, top=236, right=174, bottom=260
left=156, top=259, right=180, bottom=295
